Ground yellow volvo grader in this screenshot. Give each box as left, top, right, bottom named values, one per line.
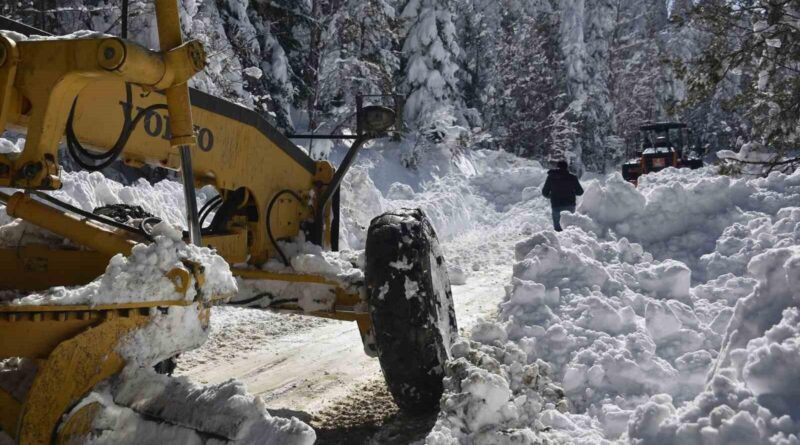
left=0, top=2, right=457, bottom=443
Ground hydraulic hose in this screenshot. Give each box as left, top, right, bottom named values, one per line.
left=31, top=191, right=150, bottom=239
left=198, top=195, right=223, bottom=228
left=266, top=189, right=304, bottom=266
left=65, top=83, right=168, bottom=171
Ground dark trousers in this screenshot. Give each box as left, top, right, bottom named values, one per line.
left=551, top=204, right=575, bottom=232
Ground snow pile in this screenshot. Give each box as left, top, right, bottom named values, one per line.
left=627, top=247, right=800, bottom=445
left=7, top=223, right=237, bottom=306
left=567, top=168, right=800, bottom=279
left=429, top=165, right=799, bottom=443
left=427, top=322, right=568, bottom=444
left=71, top=372, right=315, bottom=445
left=501, top=229, right=719, bottom=422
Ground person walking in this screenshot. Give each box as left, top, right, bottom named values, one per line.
left=542, top=160, right=583, bottom=231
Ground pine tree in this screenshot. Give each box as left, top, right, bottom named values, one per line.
left=607, top=0, right=666, bottom=162
left=217, top=0, right=295, bottom=129
left=400, top=0, right=464, bottom=141
left=492, top=9, right=575, bottom=161
left=453, top=0, right=504, bottom=131
left=317, top=0, right=401, bottom=130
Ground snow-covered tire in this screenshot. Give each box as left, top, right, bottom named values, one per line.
left=365, top=208, right=458, bottom=413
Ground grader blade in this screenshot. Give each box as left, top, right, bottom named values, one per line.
left=2, top=306, right=151, bottom=444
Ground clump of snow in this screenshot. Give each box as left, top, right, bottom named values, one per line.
left=68, top=367, right=315, bottom=444
left=234, top=236, right=365, bottom=312
left=0, top=137, right=24, bottom=155
left=243, top=66, right=264, bottom=79
left=447, top=263, right=467, bottom=285
left=118, top=303, right=211, bottom=367
left=386, top=182, right=416, bottom=200
left=263, top=236, right=365, bottom=288
left=7, top=223, right=237, bottom=306
left=427, top=324, right=568, bottom=444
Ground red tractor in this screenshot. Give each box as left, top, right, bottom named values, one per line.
left=622, top=122, right=704, bottom=185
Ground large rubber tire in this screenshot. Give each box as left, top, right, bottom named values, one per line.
left=365, top=208, right=458, bottom=413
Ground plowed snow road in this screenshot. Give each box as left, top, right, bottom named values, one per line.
left=178, top=266, right=509, bottom=415
left=177, top=191, right=549, bottom=441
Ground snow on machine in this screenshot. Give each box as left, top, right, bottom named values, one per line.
left=621, top=122, right=704, bottom=185
left=0, top=3, right=456, bottom=442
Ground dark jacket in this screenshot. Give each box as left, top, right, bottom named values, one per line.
left=542, top=169, right=584, bottom=206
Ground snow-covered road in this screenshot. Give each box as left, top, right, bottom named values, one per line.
left=176, top=149, right=553, bottom=440
left=179, top=263, right=509, bottom=413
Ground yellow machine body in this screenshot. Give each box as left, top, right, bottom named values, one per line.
left=0, top=2, right=369, bottom=443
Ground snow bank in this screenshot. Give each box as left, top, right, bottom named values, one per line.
left=627, top=247, right=800, bottom=445
left=427, top=323, right=568, bottom=444
left=568, top=168, right=800, bottom=280
left=333, top=147, right=552, bottom=304
left=430, top=165, right=800, bottom=443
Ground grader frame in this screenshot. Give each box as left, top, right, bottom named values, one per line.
left=0, top=2, right=393, bottom=442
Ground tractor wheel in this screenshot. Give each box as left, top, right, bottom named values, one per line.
left=365, top=208, right=458, bottom=413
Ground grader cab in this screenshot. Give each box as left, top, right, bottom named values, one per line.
left=621, top=122, right=704, bottom=185
left=0, top=3, right=456, bottom=443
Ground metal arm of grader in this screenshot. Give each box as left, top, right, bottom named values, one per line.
left=0, top=7, right=205, bottom=192
left=0, top=3, right=225, bottom=442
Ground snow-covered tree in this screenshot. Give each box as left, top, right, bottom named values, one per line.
left=681, top=0, right=799, bottom=168
left=570, top=0, right=616, bottom=172
left=607, top=0, right=668, bottom=161
left=452, top=0, right=505, bottom=130
left=491, top=9, right=577, bottom=161
left=216, top=1, right=295, bottom=129
left=316, top=0, right=401, bottom=133
left=400, top=0, right=464, bottom=140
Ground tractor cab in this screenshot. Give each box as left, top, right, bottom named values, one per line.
left=622, top=122, right=704, bottom=185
